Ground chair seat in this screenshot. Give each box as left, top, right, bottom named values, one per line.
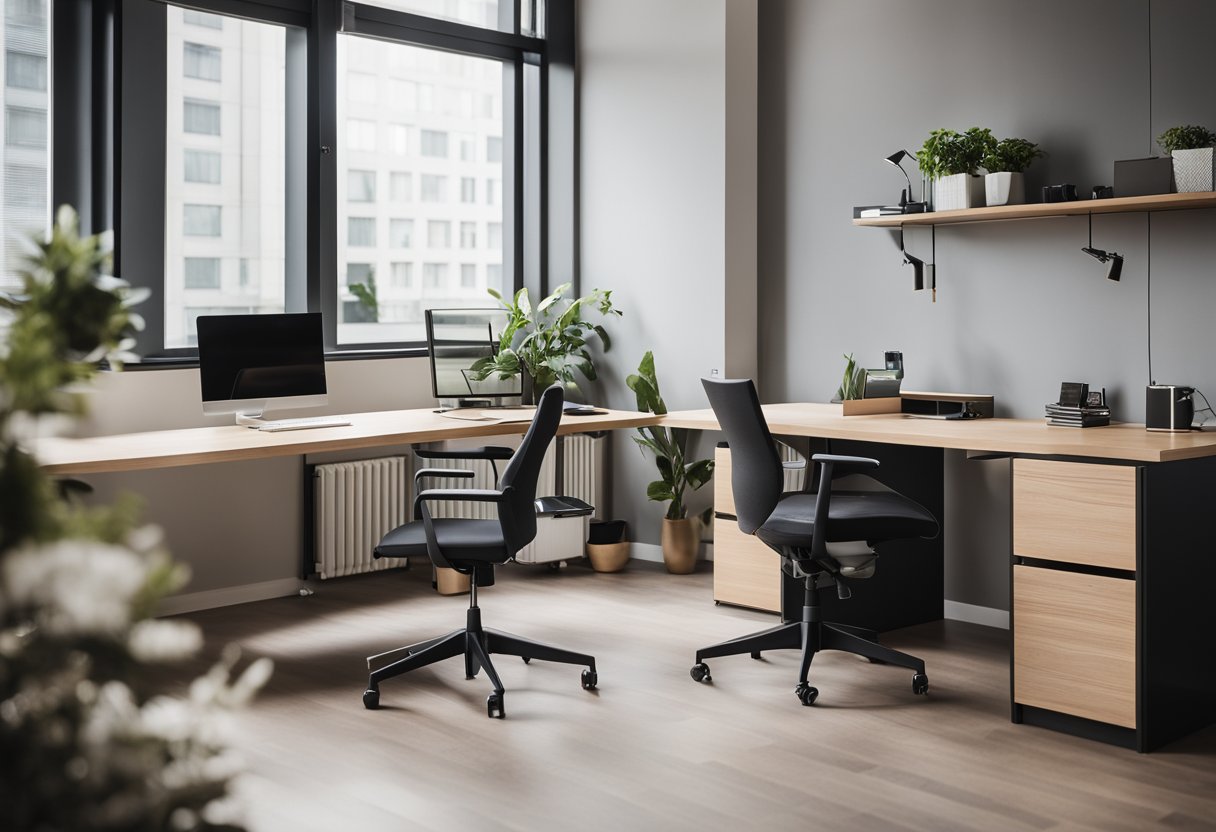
left=755, top=490, right=939, bottom=549
left=375, top=518, right=509, bottom=563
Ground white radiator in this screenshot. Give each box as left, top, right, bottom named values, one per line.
left=313, top=456, right=409, bottom=580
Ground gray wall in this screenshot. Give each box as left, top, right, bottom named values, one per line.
left=758, top=0, right=1216, bottom=610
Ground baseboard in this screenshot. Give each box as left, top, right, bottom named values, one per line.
left=944, top=600, right=1009, bottom=630
left=629, top=542, right=714, bottom=564
left=158, top=577, right=306, bottom=617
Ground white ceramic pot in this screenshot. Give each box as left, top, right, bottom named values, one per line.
left=984, top=171, right=1025, bottom=206
left=934, top=173, right=985, bottom=211
left=1171, top=147, right=1214, bottom=193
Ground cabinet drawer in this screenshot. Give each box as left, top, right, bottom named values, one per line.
left=714, top=446, right=734, bottom=518
left=1013, top=459, right=1137, bottom=571
left=1013, top=565, right=1136, bottom=728
left=713, top=518, right=780, bottom=612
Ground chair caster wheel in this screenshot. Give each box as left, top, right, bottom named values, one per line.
left=581, top=669, right=598, bottom=690
left=486, top=692, right=505, bottom=719
left=362, top=687, right=380, bottom=709
left=751, top=651, right=762, bottom=660
left=912, top=673, right=929, bottom=695
left=795, top=683, right=819, bottom=706
left=522, top=656, right=531, bottom=664
left=690, top=662, right=711, bottom=683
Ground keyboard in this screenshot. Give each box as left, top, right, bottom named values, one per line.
left=256, top=416, right=352, bottom=432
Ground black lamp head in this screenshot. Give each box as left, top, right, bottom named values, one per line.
left=885, top=149, right=910, bottom=167
left=1082, top=246, right=1123, bottom=281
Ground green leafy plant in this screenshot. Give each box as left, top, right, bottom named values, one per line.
left=982, top=137, right=1045, bottom=174
left=1157, top=124, right=1216, bottom=154
left=835, top=353, right=865, bottom=401
left=470, top=282, right=621, bottom=399
left=349, top=269, right=379, bottom=322
left=917, top=127, right=996, bottom=178
left=0, top=206, right=270, bottom=831
left=626, top=351, right=713, bottom=521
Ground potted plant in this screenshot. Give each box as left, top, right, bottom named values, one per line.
left=626, top=351, right=714, bottom=574
left=1158, top=124, right=1216, bottom=193
left=917, top=127, right=995, bottom=211
left=470, top=282, right=621, bottom=403
left=982, top=137, right=1044, bottom=206
left=834, top=352, right=899, bottom=415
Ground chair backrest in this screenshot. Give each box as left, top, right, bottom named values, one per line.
left=498, top=384, right=564, bottom=553
left=702, top=378, right=783, bottom=534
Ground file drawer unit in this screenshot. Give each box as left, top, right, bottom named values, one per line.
left=1011, top=456, right=1216, bottom=752
left=712, top=446, right=782, bottom=613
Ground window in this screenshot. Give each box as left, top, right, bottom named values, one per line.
left=460, top=177, right=475, bottom=203
left=427, top=220, right=450, bottom=248
left=183, top=257, right=221, bottom=289
left=348, top=217, right=376, bottom=246
left=183, top=99, right=221, bottom=135
left=423, top=262, right=446, bottom=289
left=461, top=264, right=476, bottom=288
left=6, top=106, right=46, bottom=147
left=347, top=170, right=376, bottom=202
left=388, top=124, right=409, bottom=155
left=486, top=135, right=502, bottom=163
left=184, top=149, right=221, bottom=183
left=346, top=119, right=376, bottom=152
left=6, top=52, right=47, bottom=91
left=163, top=7, right=287, bottom=348
left=183, top=42, right=222, bottom=81
left=183, top=204, right=222, bottom=236
left=346, top=262, right=372, bottom=286
left=488, top=222, right=502, bottom=248
left=362, top=1, right=517, bottom=34
left=420, top=129, right=448, bottom=158
left=389, top=79, right=416, bottom=110
left=348, top=72, right=376, bottom=103
left=458, top=133, right=475, bottom=162
left=390, top=262, right=412, bottom=288
left=487, top=178, right=500, bottom=206
left=420, top=174, right=446, bottom=202
left=389, top=219, right=413, bottom=247
left=390, top=172, right=412, bottom=201
left=460, top=221, right=476, bottom=248
left=487, top=264, right=502, bottom=286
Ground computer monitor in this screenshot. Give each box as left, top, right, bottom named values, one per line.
left=425, top=308, right=521, bottom=407
left=197, top=312, right=328, bottom=423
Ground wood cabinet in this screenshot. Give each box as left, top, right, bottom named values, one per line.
left=712, top=446, right=781, bottom=612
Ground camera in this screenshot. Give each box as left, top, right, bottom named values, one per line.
left=1041, top=183, right=1078, bottom=203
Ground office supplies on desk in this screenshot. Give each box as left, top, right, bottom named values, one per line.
left=1146, top=384, right=1194, bottom=432
left=902, top=391, right=994, bottom=419
left=1046, top=383, right=1110, bottom=427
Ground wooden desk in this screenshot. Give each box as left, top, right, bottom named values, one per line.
left=33, top=408, right=660, bottom=475
left=666, top=403, right=1216, bottom=752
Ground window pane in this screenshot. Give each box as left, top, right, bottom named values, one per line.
left=184, top=257, right=221, bottom=289
left=346, top=262, right=372, bottom=286
left=184, top=149, right=221, bottom=183
left=460, top=263, right=476, bottom=288
left=361, top=1, right=527, bottom=35
left=166, top=7, right=286, bottom=348
left=336, top=35, right=506, bottom=345
left=0, top=3, right=49, bottom=296
left=486, top=135, right=501, bottom=163
left=183, top=98, right=221, bottom=135
left=183, top=42, right=222, bottom=81
left=347, top=169, right=376, bottom=202
left=6, top=51, right=47, bottom=91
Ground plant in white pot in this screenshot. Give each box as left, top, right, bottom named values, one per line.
left=626, top=351, right=714, bottom=574
left=1158, top=124, right=1216, bottom=193
left=917, top=127, right=995, bottom=211
left=982, top=137, right=1044, bottom=206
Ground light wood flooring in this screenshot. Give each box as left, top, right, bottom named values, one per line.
left=176, top=561, right=1216, bottom=832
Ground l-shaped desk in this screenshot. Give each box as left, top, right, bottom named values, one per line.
left=34, top=402, right=1216, bottom=751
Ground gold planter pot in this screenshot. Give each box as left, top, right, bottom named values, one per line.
left=661, top=518, right=698, bottom=574
left=586, top=541, right=630, bottom=573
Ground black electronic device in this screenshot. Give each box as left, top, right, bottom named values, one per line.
left=1042, top=183, right=1079, bottom=203
left=1114, top=157, right=1173, bottom=197
left=425, top=308, right=521, bottom=408
left=884, top=351, right=904, bottom=379
left=1058, top=382, right=1089, bottom=409
left=1092, top=185, right=1114, bottom=199
left=197, top=312, right=330, bottom=425
left=1146, top=384, right=1194, bottom=432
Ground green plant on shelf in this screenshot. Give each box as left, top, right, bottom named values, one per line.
left=982, top=137, right=1044, bottom=174
left=835, top=353, right=865, bottom=401
left=1157, top=124, right=1216, bottom=154
left=917, top=127, right=996, bottom=178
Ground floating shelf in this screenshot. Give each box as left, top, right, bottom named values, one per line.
left=852, top=191, right=1216, bottom=228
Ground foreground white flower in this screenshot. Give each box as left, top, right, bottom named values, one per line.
left=127, top=619, right=203, bottom=663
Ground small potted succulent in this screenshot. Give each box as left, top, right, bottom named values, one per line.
left=982, top=137, right=1044, bottom=206
left=1157, top=124, right=1216, bottom=193
left=917, top=127, right=995, bottom=211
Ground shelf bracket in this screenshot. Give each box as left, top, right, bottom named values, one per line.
left=900, top=225, right=936, bottom=300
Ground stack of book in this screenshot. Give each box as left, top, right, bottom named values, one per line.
left=1044, top=402, right=1111, bottom=428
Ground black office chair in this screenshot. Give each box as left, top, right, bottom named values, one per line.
left=363, top=385, right=597, bottom=718
left=693, top=378, right=939, bottom=706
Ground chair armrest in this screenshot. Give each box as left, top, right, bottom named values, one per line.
left=415, top=488, right=508, bottom=567
left=811, top=453, right=880, bottom=470
left=415, top=445, right=514, bottom=461
left=808, top=455, right=879, bottom=560
left=414, top=468, right=475, bottom=488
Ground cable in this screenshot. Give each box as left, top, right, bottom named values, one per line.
left=1147, top=0, right=1153, bottom=156
left=1194, top=389, right=1215, bottom=428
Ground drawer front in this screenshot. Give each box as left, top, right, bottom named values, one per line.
left=1013, top=564, right=1136, bottom=728
left=713, top=518, right=780, bottom=612
left=714, top=446, right=735, bottom=518
left=1013, top=459, right=1137, bottom=571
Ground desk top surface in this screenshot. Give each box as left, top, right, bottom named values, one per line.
left=663, top=403, right=1216, bottom=463
left=34, top=408, right=660, bottom=475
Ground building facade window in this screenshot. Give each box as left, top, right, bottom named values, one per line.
left=347, top=169, right=376, bottom=202
left=183, top=99, right=220, bottom=135
left=183, top=42, right=222, bottom=81
left=347, top=217, right=377, bottom=246
left=6, top=51, right=47, bottom=91
left=183, top=257, right=221, bottom=289
left=184, top=149, right=221, bottom=183
left=183, top=204, right=222, bottom=236
left=389, top=218, right=413, bottom=247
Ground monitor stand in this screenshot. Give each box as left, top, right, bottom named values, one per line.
left=235, top=411, right=267, bottom=427
left=434, top=398, right=532, bottom=414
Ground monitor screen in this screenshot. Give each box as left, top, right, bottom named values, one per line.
left=425, top=308, right=521, bottom=401
left=197, top=312, right=328, bottom=416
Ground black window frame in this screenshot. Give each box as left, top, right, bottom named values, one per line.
left=52, top=0, right=576, bottom=366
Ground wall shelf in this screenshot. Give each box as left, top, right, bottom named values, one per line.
left=852, top=191, right=1216, bottom=228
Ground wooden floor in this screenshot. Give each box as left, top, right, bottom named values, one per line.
left=176, top=561, right=1216, bottom=832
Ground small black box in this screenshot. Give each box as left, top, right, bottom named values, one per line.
left=1114, top=157, right=1173, bottom=197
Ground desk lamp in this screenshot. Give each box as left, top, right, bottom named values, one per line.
left=885, top=150, right=927, bottom=214
left=1082, top=214, right=1123, bottom=281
